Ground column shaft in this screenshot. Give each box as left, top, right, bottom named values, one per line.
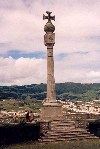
left=47, top=46, right=56, bottom=102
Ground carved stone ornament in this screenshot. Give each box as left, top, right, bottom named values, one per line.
left=43, top=11, right=55, bottom=33
left=44, top=33, right=55, bottom=46
left=44, top=22, right=55, bottom=33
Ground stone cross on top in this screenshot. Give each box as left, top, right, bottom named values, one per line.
left=43, top=11, right=55, bottom=22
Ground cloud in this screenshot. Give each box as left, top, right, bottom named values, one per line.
left=0, top=57, right=46, bottom=85
left=0, top=50, right=100, bottom=85
left=55, top=50, right=100, bottom=83
left=0, top=0, right=100, bottom=85
left=0, top=0, right=100, bottom=54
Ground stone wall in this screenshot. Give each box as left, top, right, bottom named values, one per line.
left=65, top=113, right=100, bottom=128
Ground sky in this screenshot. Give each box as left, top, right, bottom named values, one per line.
left=0, top=0, right=100, bottom=85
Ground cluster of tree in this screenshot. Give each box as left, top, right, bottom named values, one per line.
left=88, top=120, right=100, bottom=137
left=0, top=82, right=100, bottom=101
left=0, top=123, right=40, bottom=146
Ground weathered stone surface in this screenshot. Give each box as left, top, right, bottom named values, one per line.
left=41, top=104, right=62, bottom=120
left=41, top=11, right=63, bottom=120
left=43, top=12, right=56, bottom=104
left=39, top=118, right=99, bottom=142
left=44, top=22, right=55, bottom=33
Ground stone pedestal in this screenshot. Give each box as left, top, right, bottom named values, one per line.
left=41, top=103, right=62, bottom=120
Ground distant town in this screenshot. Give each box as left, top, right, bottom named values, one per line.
left=0, top=97, right=100, bottom=124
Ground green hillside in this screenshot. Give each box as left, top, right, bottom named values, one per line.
left=0, top=82, right=100, bottom=101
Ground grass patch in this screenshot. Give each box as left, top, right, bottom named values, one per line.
left=1, top=140, right=100, bottom=149
left=0, top=99, right=42, bottom=112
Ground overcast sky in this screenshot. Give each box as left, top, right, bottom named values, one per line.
left=0, top=0, right=100, bottom=85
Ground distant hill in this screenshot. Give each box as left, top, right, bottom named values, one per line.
left=0, top=82, right=100, bottom=101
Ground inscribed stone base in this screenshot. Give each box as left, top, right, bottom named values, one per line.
left=41, top=103, right=63, bottom=121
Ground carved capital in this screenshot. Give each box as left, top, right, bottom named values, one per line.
left=44, top=33, right=55, bottom=46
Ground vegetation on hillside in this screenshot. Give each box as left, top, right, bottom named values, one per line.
left=0, top=82, right=100, bottom=101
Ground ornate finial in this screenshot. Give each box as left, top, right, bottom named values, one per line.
left=43, top=11, right=55, bottom=22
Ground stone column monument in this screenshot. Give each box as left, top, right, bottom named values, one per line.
left=44, top=11, right=56, bottom=104
left=41, top=11, right=62, bottom=120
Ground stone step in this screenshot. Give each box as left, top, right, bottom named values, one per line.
left=81, top=131, right=91, bottom=134
left=46, top=131, right=69, bottom=136
left=40, top=118, right=99, bottom=142
left=51, top=126, right=75, bottom=131
left=51, top=122, right=60, bottom=124
left=76, top=134, right=91, bottom=137
left=51, top=122, right=75, bottom=125
left=47, top=133, right=60, bottom=136
left=51, top=120, right=75, bottom=123
left=69, top=128, right=87, bottom=132
left=47, top=131, right=60, bottom=134
left=46, top=134, right=75, bottom=138
left=55, top=138, right=70, bottom=141
left=65, top=132, right=80, bottom=135
left=44, top=136, right=58, bottom=139
left=56, top=138, right=77, bottom=141
left=41, top=139, right=56, bottom=142
left=85, top=137, right=99, bottom=139
left=51, top=126, right=75, bottom=130
left=46, top=133, right=95, bottom=138
left=85, top=133, right=96, bottom=136
left=60, top=135, right=76, bottom=138
left=52, top=130, right=76, bottom=134
left=72, top=130, right=96, bottom=136
left=65, top=129, right=90, bottom=133
left=55, top=123, right=75, bottom=126
left=63, top=133, right=77, bottom=136
left=51, top=119, right=74, bottom=124
left=47, top=131, right=63, bottom=135
left=51, top=125, right=75, bottom=128
left=61, top=119, right=75, bottom=122
left=47, top=132, right=97, bottom=138
left=50, top=124, right=75, bottom=128
left=62, top=121, right=75, bottom=124
left=47, top=130, right=94, bottom=136
left=40, top=135, right=99, bottom=142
